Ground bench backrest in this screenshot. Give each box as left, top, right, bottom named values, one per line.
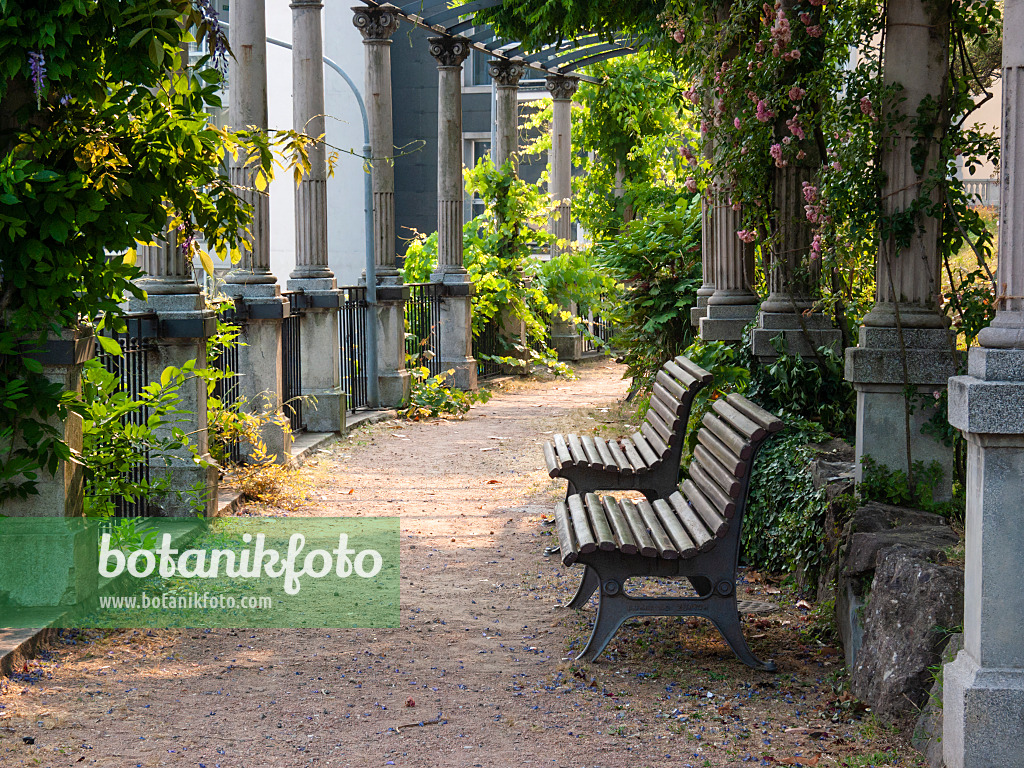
left=633, top=356, right=713, bottom=468
left=678, top=392, right=784, bottom=552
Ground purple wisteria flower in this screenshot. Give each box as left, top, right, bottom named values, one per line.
left=194, top=0, right=229, bottom=73
left=28, top=51, right=46, bottom=109
left=177, top=223, right=197, bottom=257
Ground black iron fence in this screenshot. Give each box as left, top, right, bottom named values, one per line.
left=94, top=313, right=158, bottom=518
left=405, top=282, right=444, bottom=377
left=473, top=319, right=505, bottom=380
left=210, top=302, right=242, bottom=465
left=281, top=291, right=304, bottom=432
left=339, top=285, right=369, bottom=411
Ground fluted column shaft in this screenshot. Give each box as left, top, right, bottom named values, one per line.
left=353, top=5, right=400, bottom=284
left=489, top=60, right=525, bottom=170
left=546, top=75, right=577, bottom=257
left=226, top=0, right=275, bottom=285
left=761, top=163, right=818, bottom=311
left=291, top=0, right=332, bottom=280
left=864, top=0, right=950, bottom=328
left=430, top=36, right=471, bottom=282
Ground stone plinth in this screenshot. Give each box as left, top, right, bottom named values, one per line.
left=285, top=283, right=345, bottom=434
left=845, top=325, right=956, bottom=496
left=751, top=311, right=842, bottom=359
left=943, top=351, right=1024, bottom=768
left=437, top=282, right=477, bottom=390
left=0, top=330, right=92, bottom=518
left=552, top=302, right=582, bottom=362
left=699, top=301, right=758, bottom=342
left=0, top=518, right=98, bottom=610
left=375, top=285, right=411, bottom=407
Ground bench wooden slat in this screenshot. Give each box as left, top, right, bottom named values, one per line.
left=693, top=445, right=743, bottom=498
left=636, top=499, right=680, bottom=559
left=568, top=494, right=598, bottom=553
left=652, top=382, right=687, bottom=417
left=711, top=399, right=767, bottom=441
left=664, top=358, right=699, bottom=389
left=673, top=355, right=715, bottom=384
left=652, top=498, right=699, bottom=558
left=584, top=493, right=618, bottom=551
left=680, top=481, right=729, bottom=537
left=621, top=439, right=649, bottom=473
left=640, top=423, right=669, bottom=458
left=668, top=492, right=717, bottom=551
left=696, top=428, right=746, bottom=477
left=620, top=498, right=659, bottom=556
left=648, top=393, right=679, bottom=430
left=602, top=495, right=639, bottom=555
left=630, top=432, right=660, bottom=467
left=645, top=407, right=675, bottom=445
left=689, top=461, right=737, bottom=518
left=701, top=412, right=752, bottom=460
left=580, top=435, right=603, bottom=467
left=543, top=441, right=560, bottom=478
left=655, top=369, right=687, bottom=401
left=553, top=433, right=573, bottom=464
left=554, top=501, right=579, bottom=566
left=594, top=437, right=617, bottom=472
left=566, top=433, right=587, bottom=464
left=607, top=440, right=634, bottom=474
left=726, top=393, right=784, bottom=433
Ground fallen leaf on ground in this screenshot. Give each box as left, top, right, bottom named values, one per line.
left=795, top=599, right=813, bottom=611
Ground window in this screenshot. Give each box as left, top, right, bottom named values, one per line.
left=466, top=50, right=491, bottom=87
left=465, top=138, right=491, bottom=220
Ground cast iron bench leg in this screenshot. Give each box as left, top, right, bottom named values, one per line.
left=564, top=564, right=600, bottom=609
left=707, top=601, right=777, bottom=672
left=576, top=588, right=631, bottom=662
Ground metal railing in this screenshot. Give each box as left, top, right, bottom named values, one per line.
left=473, top=319, right=505, bottom=380
left=210, top=303, right=243, bottom=465
left=281, top=291, right=304, bottom=433
left=94, top=313, right=158, bottom=518
left=579, top=308, right=614, bottom=355
left=339, top=285, right=369, bottom=411
left=405, top=282, right=444, bottom=377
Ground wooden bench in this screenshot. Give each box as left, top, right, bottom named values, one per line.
left=543, top=356, right=714, bottom=503
left=552, top=392, right=784, bottom=671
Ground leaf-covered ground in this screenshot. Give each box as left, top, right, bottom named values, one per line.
left=0, top=360, right=924, bottom=767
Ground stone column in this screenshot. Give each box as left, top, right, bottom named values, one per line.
left=750, top=157, right=841, bottom=359
left=489, top=59, right=525, bottom=169
left=943, top=3, right=1024, bottom=764
left=692, top=189, right=716, bottom=328
left=429, top=35, right=477, bottom=390
left=547, top=74, right=582, bottom=361
left=287, top=0, right=345, bottom=432
left=844, top=0, right=955, bottom=491
left=130, top=231, right=219, bottom=516
left=225, top=0, right=291, bottom=461
left=699, top=185, right=759, bottom=341
left=353, top=4, right=409, bottom=406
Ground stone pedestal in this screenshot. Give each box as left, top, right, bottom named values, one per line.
left=0, top=329, right=92, bottom=518
left=845, top=326, right=956, bottom=492
left=375, top=285, right=411, bottom=407
left=128, top=287, right=219, bottom=517
left=552, top=302, right=583, bottom=362
left=751, top=312, right=842, bottom=358
left=0, top=517, right=98, bottom=612
left=943, top=352, right=1024, bottom=768
left=438, top=282, right=478, bottom=389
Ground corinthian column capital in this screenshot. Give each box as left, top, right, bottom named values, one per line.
left=488, top=59, right=525, bottom=87
left=545, top=73, right=578, bottom=101
left=351, top=4, right=399, bottom=41
left=428, top=35, right=470, bottom=68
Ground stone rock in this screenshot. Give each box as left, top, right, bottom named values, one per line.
left=807, top=439, right=856, bottom=603
left=913, top=633, right=963, bottom=767
left=850, top=546, right=964, bottom=721
left=836, top=502, right=960, bottom=668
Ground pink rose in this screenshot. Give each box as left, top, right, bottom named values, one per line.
left=685, top=178, right=698, bottom=193
left=802, top=181, right=818, bottom=204
left=673, top=29, right=685, bottom=43
left=788, top=86, right=806, bottom=101
left=734, top=117, right=742, bottom=129
left=737, top=229, right=756, bottom=243
left=806, top=25, right=823, bottom=37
